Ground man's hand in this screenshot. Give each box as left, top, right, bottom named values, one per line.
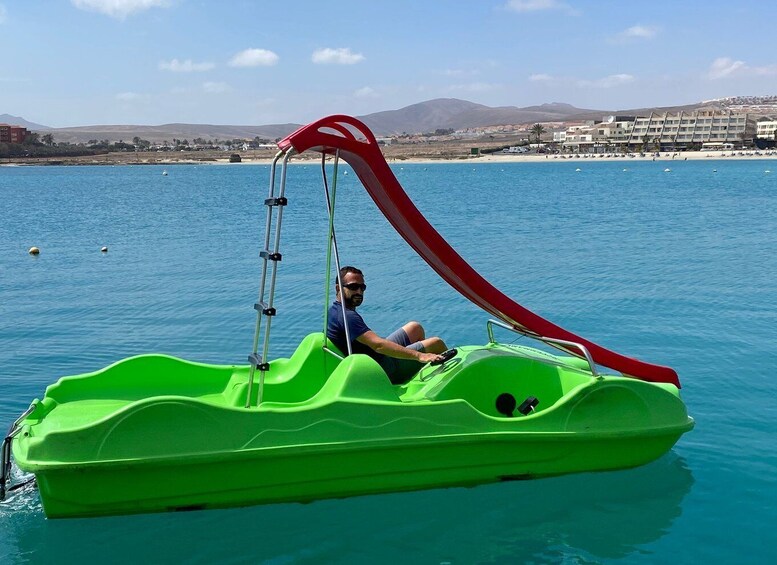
left=417, top=351, right=444, bottom=364
left=357, top=331, right=444, bottom=363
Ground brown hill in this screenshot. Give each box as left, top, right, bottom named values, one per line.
left=358, top=99, right=599, bottom=134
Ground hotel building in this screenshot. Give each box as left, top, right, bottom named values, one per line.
left=561, top=111, right=757, bottom=152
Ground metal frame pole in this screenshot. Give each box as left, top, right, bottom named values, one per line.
left=321, top=151, right=351, bottom=355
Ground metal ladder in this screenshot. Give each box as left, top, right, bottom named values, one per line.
left=245, top=149, right=294, bottom=408
left=1, top=403, right=35, bottom=500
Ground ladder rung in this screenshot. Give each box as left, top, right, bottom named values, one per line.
left=264, top=197, right=288, bottom=207
left=259, top=250, right=282, bottom=261
left=254, top=302, right=276, bottom=316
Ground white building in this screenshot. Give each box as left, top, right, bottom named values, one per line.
left=756, top=119, right=777, bottom=139
left=561, top=119, right=632, bottom=152
left=628, top=111, right=755, bottom=147
left=561, top=111, right=757, bottom=152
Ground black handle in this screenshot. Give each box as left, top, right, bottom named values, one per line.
left=429, top=348, right=458, bottom=366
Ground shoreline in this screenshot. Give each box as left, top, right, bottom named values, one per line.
left=2, top=149, right=777, bottom=167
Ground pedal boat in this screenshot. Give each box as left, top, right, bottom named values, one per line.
left=3, top=115, right=693, bottom=518
left=8, top=329, right=691, bottom=519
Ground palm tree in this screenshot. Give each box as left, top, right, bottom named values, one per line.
left=41, top=133, right=54, bottom=146
left=530, top=123, right=546, bottom=146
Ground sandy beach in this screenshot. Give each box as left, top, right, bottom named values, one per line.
left=388, top=149, right=777, bottom=165
left=3, top=148, right=777, bottom=167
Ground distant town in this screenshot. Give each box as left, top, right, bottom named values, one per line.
left=3, top=95, right=777, bottom=161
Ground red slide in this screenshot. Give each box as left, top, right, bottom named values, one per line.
left=279, top=115, right=681, bottom=387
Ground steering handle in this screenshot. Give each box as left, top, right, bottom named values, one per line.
left=429, top=348, right=458, bottom=366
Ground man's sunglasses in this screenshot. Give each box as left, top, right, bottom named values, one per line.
left=343, top=283, right=367, bottom=291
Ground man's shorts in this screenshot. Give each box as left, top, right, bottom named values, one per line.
left=378, top=328, right=426, bottom=385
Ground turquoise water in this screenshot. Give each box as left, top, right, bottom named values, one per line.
left=0, top=160, right=775, bottom=563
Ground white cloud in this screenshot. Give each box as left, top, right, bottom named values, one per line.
left=504, top=0, right=577, bottom=15
left=354, top=86, right=377, bottom=98
left=116, top=92, right=141, bottom=101
left=311, top=48, right=365, bottom=65
left=613, top=24, right=658, bottom=42
left=159, top=59, right=215, bottom=72
left=229, top=48, right=279, bottom=67
left=707, top=57, right=746, bottom=79
left=529, top=73, right=553, bottom=82
left=203, top=81, right=230, bottom=94
left=71, top=0, right=169, bottom=19
left=0, top=5, right=7, bottom=24
left=579, top=74, right=635, bottom=88
left=706, top=57, right=777, bottom=80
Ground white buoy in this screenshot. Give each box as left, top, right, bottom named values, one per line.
left=162, top=170, right=168, bottom=176
left=713, top=169, right=717, bottom=173
left=28, top=246, right=40, bottom=255
left=575, top=168, right=581, bottom=172
left=664, top=168, right=671, bottom=172
left=623, top=168, right=628, bottom=172
left=765, top=170, right=771, bottom=174
left=101, top=246, right=108, bottom=253
left=343, top=171, right=348, bottom=176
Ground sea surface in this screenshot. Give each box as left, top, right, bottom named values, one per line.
left=0, top=160, right=775, bottom=564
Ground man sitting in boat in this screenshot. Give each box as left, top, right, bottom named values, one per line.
left=327, top=266, right=448, bottom=384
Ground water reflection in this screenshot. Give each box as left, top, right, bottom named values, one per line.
left=3, top=453, right=693, bottom=563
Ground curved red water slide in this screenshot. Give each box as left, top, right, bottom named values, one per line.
left=278, top=115, right=680, bottom=387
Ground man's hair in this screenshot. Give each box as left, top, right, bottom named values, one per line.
left=338, top=266, right=362, bottom=283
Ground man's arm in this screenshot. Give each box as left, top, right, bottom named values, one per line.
left=356, top=330, right=442, bottom=364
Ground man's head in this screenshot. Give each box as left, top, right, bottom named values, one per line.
left=336, top=266, right=366, bottom=309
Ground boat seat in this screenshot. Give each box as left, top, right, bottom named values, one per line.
left=226, top=333, right=342, bottom=406
left=313, top=354, right=401, bottom=403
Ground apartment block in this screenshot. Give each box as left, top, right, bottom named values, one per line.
left=628, top=111, right=755, bottom=147
left=0, top=124, right=29, bottom=143
left=561, top=111, right=757, bottom=151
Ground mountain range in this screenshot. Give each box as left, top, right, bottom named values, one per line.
left=5, top=99, right=596, bottom=143
left=3, top=97, right=768, bottom=144
left=0, top=114, right=51, bottom=131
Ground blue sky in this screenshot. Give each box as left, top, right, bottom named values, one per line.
left=1, top=0, right=776, bottom=128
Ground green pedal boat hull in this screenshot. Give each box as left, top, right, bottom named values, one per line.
left=12, top=333, right=693, bottom=518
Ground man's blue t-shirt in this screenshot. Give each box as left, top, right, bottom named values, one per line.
left=326, top=302, right=383, bottom=362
